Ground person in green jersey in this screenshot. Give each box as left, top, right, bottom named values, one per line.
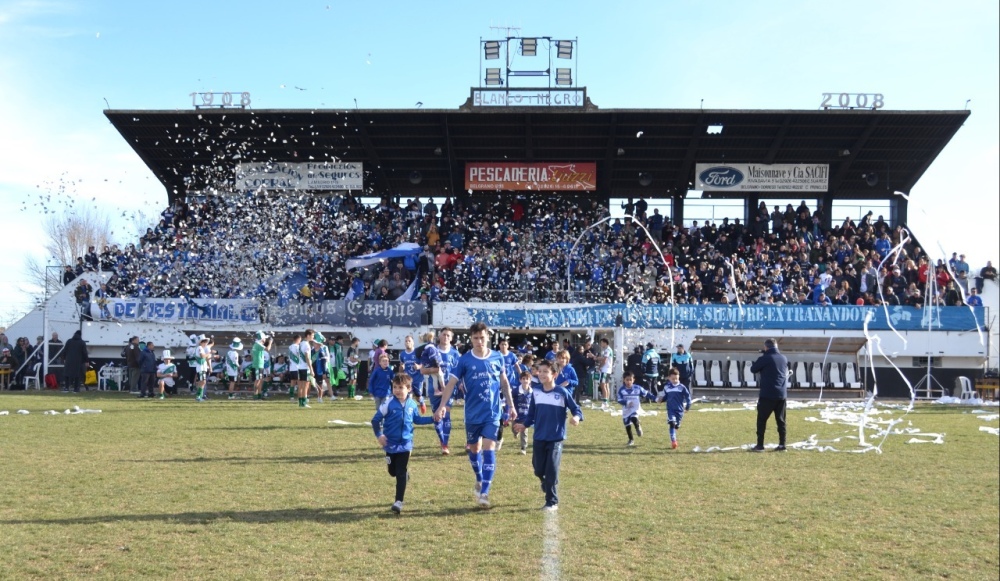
left=156, top=350, right=178, bottom=400
left=251, top=331, right=268, bottom=400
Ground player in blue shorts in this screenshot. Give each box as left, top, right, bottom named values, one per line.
left=399, top=335, right=425, bottom=412
left=617, top=371, right=653, bottom=447
left=435, top=322, right=516, bottom=508
left=419, top=330, right=452, bottom=454
left=655, top=367, right=692, bottom=449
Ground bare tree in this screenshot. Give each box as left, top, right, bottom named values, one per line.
left=22, top=207, right=115, bottom=298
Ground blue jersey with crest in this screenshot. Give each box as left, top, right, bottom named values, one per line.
left=451, top=349, right=506, bottom=425
left=399, top=349, right=421, bottom=385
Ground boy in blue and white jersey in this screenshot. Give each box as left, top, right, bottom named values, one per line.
left=371, top=374, right=434, bottom=514
left=512, top=370, right=534, bottom=454
left=617, top=371, right=653, bottom=447
left=513, top=359, right=583, bottom=511
left=655, top=367, right=692, bottom=450
left=399, top=335, right=425, bottom=412
left=436, top=322, right=516, bottom=509
left=420, top=330, right=454, bottom=455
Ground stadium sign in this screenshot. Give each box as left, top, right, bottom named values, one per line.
left=108, top=298, right=259, bottom=327
left=471, top=88, right=586, bottom=108
left=236, top=162, right=363, bottom=191
left=696, top=163, right=829, bottom=192
left=452, top=304, right=983, bottom=332
left=465, top=162, right=597, bottom=191
left=267, top=300, right=427, bottom=327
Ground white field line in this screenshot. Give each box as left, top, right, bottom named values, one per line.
left=541, top=509, right=561, bottom=580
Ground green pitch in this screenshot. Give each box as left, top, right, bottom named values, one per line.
left=0, top=392, right=997, bottom=580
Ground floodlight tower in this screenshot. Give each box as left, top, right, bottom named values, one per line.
left=478, top=35, right=578, bottom=89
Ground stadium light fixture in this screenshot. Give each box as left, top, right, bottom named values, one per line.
left=484, top=41, right=501, bottom=60
left=485, top=68, right=503, bottom=86
left=556, top=40, right=573, bottom=59
left=521, top=38, right=537, bottom=56
left=555, top=68, right=572, bottom=86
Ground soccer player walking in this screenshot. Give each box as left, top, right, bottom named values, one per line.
left=435, top=322, right=516, bottom=508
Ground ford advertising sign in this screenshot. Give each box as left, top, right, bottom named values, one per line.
left=696, top=163, right=829, bottom=192
left=698, top=166, right=744, bottom=188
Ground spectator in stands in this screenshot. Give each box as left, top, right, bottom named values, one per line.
left=62, top=265, right=76, bottom=285
left=977, top=261, right=995, bottom=293
left=966, top=288, right=983, bottom=307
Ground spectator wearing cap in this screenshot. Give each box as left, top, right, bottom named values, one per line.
left=670, top=344, right=694, bottom=388
left=156, top=350, right=178, bottom=399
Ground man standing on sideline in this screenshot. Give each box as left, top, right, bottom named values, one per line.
left=435, top=322, right=516, bottom=508
left=670, top=344, right=695, bottom=390
left=641, top=342, right=661, bottom=396
left=63, top=330, right=89, bottom=393
left=139, top=340, right=158, bottom=398
left=749, top=338, right=788, bottom=452
left=125, top=336, right=141, bottom=394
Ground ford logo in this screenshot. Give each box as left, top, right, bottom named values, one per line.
left=699, top=166, right=744, bottom=188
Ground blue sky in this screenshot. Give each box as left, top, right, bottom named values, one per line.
left=0, top=0, right=997, bottom=322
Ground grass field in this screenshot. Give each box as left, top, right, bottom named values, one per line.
left=0, top=390, right=997, bottom=580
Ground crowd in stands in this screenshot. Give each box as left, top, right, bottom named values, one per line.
left=63, top=192, right=996, bottom=310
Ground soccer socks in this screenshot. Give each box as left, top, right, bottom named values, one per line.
left=480, top=450, right=496, bottom=496
left=625, top=425, right=634, bottom=441
left=435, top=416, right=451, bottom=447
left=468, top=450, right=483, bottom=484
left=669, top=425, right=677, bottom=442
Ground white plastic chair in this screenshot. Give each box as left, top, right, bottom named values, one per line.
left=844, top=363, right=861, bottom=389
left=23, top=363, right=41, bottom=390
left=694, top=359, right=707, bottom=387
left=829, top=363, right=845, bottom=388
left=955, top=377, right=975, bottom=400
left=743, top=361, right=757, bottom=387
left=727, top=360, right=741, bottom=387
left=811, top=362, right=826, bottom=388
left=793, top=362, right=809, bottom=388
left=707, top=360, right=721, bottom=387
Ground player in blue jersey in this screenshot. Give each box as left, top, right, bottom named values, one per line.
left=498, top=338, right=519, bottom=388
left=372, top=374, right=434, bottom=514
left=419, top=330, right=452, bottom=454
left=435, top=322, right=516, bottom=509
left=399, top=335, right=424, bottom=411
left=655, top=367, right=692, bottom=449
left=513, top=359, right=583, bottom=511
left=617, top=371, right=653, bottom=447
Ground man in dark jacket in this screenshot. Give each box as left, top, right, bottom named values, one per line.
left=63, top=330, right=89, bottom=393
left=138, top=340, right=158, bottom=398
left=125, top=336, right=141, bottom=393
left=749, top=338, right=788, bottom=451
left=626, top=345, right=643, bottom=380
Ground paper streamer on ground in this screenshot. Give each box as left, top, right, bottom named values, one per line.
left=328, top=419, right=367, bottom=425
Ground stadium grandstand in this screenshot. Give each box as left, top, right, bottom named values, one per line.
left=4, top=72, right=994, bottom=400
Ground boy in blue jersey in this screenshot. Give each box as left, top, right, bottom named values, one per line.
left=435, top=322, right=516, bottom=509
left=372, top=374, right=434, bottom=514
left=617, top=371, right=653, bottom=447
left=655, top=367, right=692, bottom=449
left=367, top=353, right=394, bottom=408
left=420, top=329, right=454, bottom=455
left=512, top=370, right=534, bottom=454
left=513, top=359, right=583, bottom=511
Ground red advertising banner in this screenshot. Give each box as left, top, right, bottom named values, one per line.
left=464, top=162, right=597, bottom=191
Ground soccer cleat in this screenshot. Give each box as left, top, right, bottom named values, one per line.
left=750, top=444, right=766, bottom=452
left=158, top=395, right=165, bottom=400
left=228, top=393, right=235, bottom=400
left=627, top=440, right=635, bottom=447
left=671, top=440, right=678, bottom=450
left=775, top=445, right=787, bottom=452
left=317, top=397, right=323, bottom=403
left=441, top=446, right=450, bottom=456
left=195, top=397, right=203, bottom=402
left=636, top=424, right=643, bottom=437
left=541, top=504, right=559, bottom=512
left=473, top=481, right=482, bottom=499
left=477, top=494, right=491, bottom=509
left=520, top=448, right=527, bottom=455
left=419, top=402, right=427, bottom=414
left=391, top=501, right=403, bottom=514
left=302, top=404, right=312, bottom=409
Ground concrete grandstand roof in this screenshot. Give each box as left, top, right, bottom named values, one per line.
left=104, top=106, right=969, bottom=203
